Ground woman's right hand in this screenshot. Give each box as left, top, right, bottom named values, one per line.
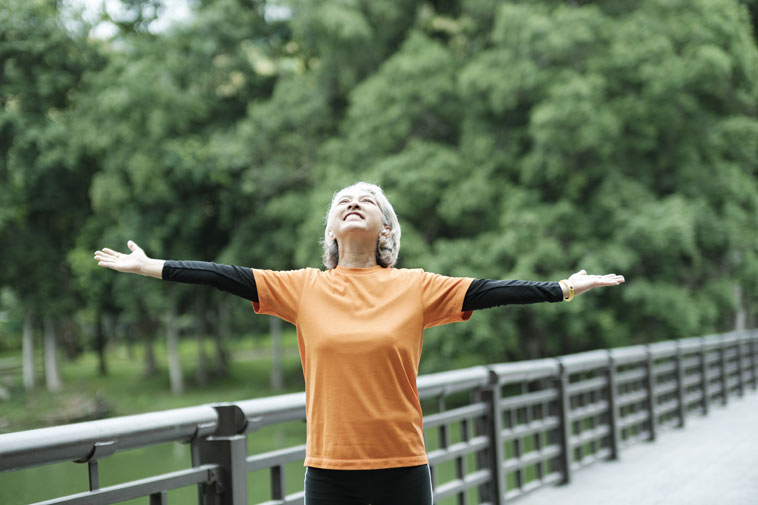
left=94, top=240, right=164, bottom=278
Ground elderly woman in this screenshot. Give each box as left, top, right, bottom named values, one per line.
left=95, top=181, right=624, bottom=505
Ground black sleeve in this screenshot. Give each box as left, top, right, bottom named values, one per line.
left=162, top=260, right=258, bottom=302
left=462, top=278, right=563, bottom=311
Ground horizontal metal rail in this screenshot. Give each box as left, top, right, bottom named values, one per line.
left=31, top=464, right=219, bottom=505
left=0, top=405, right=219, bottom=472
left=0, top=330, right=755, bottom=505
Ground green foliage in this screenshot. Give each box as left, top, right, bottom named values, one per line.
left=0, top=0, right=756, bottom=377
left=0, top=0, right=101, bottom=317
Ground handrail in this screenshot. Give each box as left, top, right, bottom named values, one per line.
left=417, top=365, right=491, bottom=397
left=0, top=405, right=218, bottom=472
left=236, top=392, right=305, bottom=434
left=0, top=329, right=756, bottom=505
left=489, top=358, right=558, bottom=384
left=610, top=344, right=647, bottom=364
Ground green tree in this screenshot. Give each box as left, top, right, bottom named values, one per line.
left=72, top=0, right=295, bottom=390
left=3, top=0, right=756, bottom=394
left=0, top=0, right=102, bottom=390
left=298, top=0, right=758, bottom=369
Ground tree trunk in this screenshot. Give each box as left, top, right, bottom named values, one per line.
left=60, top=317, right=79, bottom=360
left=195, top=297, right=208, bottom=387
left=126, top=323, right=135, bottom=361
left=166, top=300, right=184, bottom=395
left=270, top=316, right=283, bottom=392
left=95, top=310, right=108, bottom=376
left=43, top=316, right=62, bottom=392
left=735, top=283, right=746, bottom=331
left=143, top=320, right=158, bottom=377
left=214, top=300, right=230, bottom=377
left=22, top=312, right=35, bottom=390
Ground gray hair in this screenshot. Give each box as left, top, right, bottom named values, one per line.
left=322, top=182, right=401, bottom=269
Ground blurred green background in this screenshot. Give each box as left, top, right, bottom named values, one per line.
left=1, top=0, right=757, bottom=437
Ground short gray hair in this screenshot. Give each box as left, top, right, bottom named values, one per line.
left=322, top=182, right=401, bottom=269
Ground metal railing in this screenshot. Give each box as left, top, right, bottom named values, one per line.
left=1, top=329, right=756, bottom=505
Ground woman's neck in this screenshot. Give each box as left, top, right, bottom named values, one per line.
left=338, top=252, right=377, bottom=268
left=337, top=238, right=378, bottom=268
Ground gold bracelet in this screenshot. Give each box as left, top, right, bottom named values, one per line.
left=560, top=279, right=575, bottom=302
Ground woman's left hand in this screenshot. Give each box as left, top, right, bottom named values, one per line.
left=568, top=270, right=625, bottom=297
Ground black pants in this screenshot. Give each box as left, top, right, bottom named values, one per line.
left=304, top=464, right=433, bottom=505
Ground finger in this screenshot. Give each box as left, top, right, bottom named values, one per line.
left=127, top=240, right=140, bottom=252
left=95, top=252, right=114, bottom=263
left=101, top=248, right=122, bottom=257
left=597, top=277, right=624, bottom=285
left=597, top=273, right=623, bottom=280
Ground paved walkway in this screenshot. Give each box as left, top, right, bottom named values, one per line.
left=517, top=391, right=758, bottom=505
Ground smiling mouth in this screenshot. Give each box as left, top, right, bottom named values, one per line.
left=344, top=212, right=364, bottom=220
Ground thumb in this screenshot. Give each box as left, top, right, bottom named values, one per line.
left=127, top=240, right=140, bottom=252
left=573, top=269, right=587, bottom=276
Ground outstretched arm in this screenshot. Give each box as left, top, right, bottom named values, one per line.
left=462, top=269, right=624, bottom=311
left=94, top=241, right=259, bottom=301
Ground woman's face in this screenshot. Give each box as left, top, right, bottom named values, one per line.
left=327, top=187, right=386, bottom=244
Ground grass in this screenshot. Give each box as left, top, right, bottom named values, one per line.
left=0, top=331, right=303, bottom=433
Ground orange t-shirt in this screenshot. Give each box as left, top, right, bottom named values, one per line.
left=252, top=265, right=474, bottom=469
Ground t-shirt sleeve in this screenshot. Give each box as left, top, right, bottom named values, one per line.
left=420, top=271, right=475, bottom=329
left=252, top=268, right=312, bottom=324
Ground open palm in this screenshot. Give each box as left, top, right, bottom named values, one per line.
left=568, top=269, right=625, bottom=296
left=94, top=240, right=147, bottom=274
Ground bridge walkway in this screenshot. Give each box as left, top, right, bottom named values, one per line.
left=516, top=391, right=758, bottom=505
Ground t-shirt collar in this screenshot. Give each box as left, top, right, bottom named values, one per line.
left=333, top=265, right=386, bottom=275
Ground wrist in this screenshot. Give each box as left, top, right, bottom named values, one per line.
left=559, top=279, right=575, bottom=302
left=139, top=258, right=165, bottom=279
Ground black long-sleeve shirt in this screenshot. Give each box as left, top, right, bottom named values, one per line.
left=162, top=260, right=564, bottom=310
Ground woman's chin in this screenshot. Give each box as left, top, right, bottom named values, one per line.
left=336, top=223, right=381, bottom=240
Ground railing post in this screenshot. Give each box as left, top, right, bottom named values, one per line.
left=557, top=362, right=573, bottom=484
left=700, top=339, right=710, bottom=416
left=644, top=346, right=657, bottom=442
left=748, top=331, right=755, bottom=388
left=718, top=336, right=729, bottom=406
left=675, top=341, right=687, bottom=428
left=88, top=460, right=100, bottom=491
left=605, top=351, right=621, bottom=461
left=150, top=491, right=168, bottom=505
left=475, top=372, right=505, bottom=505
left=192, top=404, right=248, bottom=505
left=74, top=439, right=117, bottom=493
left=735, top=333, right=745, bottom=398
